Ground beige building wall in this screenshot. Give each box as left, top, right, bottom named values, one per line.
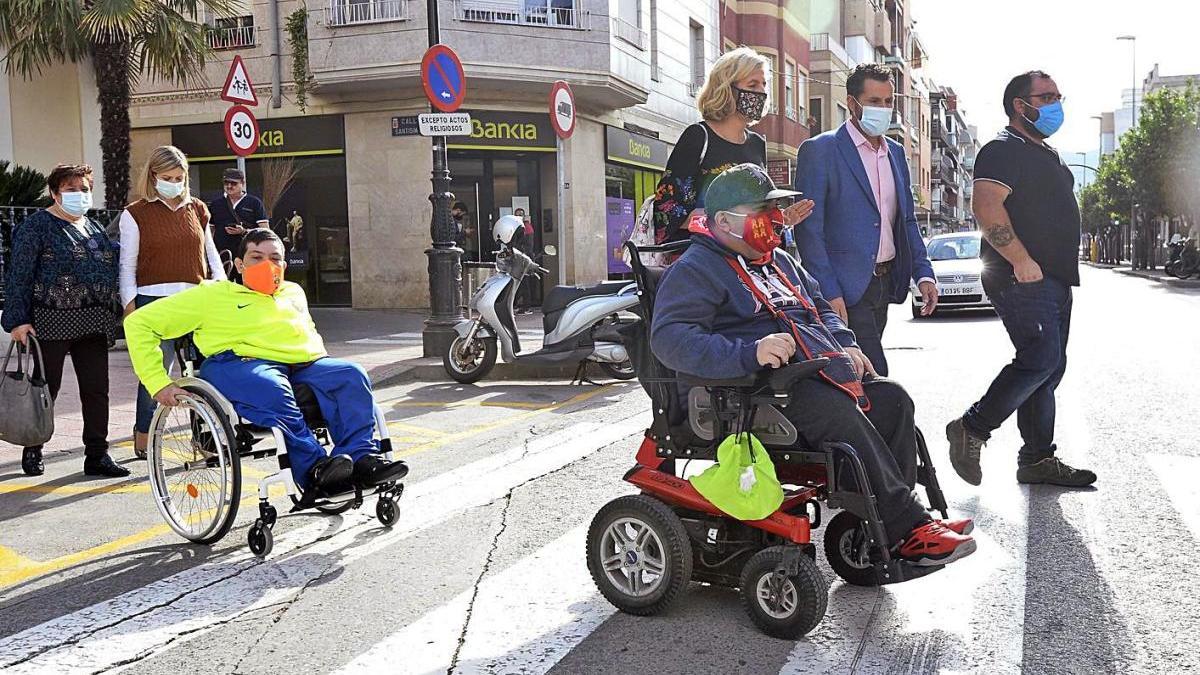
left=559, top=117, right=607, bottom=286
left=343, top=109, right=434, bottom=309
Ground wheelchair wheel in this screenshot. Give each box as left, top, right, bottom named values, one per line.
left=823, top=511, right=879, bottom=587
left=147, top=387, right=241, bottom=545
left=586, top=494, right=692, bottom=616
left=248, top=519, right=273, bottom=557
left=740, top=546, right=829, bottom=639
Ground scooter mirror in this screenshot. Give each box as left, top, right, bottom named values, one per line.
left=543, top=245, right=558, bottom=256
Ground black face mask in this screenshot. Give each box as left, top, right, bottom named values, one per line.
left=732, top=86, right=768, bottom=121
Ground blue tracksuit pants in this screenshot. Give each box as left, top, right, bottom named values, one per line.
left=200, top=353, right=378, bottom=489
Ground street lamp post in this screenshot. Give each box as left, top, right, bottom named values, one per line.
left=1117, top=35, right=1137, bottom=128
left=421, top=0, right=464, bottom=357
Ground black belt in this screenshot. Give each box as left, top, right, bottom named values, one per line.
left=873, top=259, right=894, bottom=277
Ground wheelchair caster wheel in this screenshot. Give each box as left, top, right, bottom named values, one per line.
left=260, top=504, right=278, bottom=528
left=376, top=496, right=398, bottom=527
left=248, top=520, right=273, bottom=557
left=739, top=546, right=828, bottom=639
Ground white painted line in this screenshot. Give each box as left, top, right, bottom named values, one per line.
left=336, top=526, right=611, bottom=675
left=0, top=414, right=649, bottom=674
left=1147, top=454, right=1200, bottom=544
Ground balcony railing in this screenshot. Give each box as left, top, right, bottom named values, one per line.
left=810, top=33, right=852, bottom=67
left=326, top=0, right=410, bottom=26
left=611, top=15, right=646, bottom=49
left=455, top=1, right=587, bottom=30
left=206, top=23, right=256, bottom=50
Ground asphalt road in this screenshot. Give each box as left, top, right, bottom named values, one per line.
left=1, top=267, right=1198, bottom=674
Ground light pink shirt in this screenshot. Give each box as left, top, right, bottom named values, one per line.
left=845, top=121, right=897, bottom=263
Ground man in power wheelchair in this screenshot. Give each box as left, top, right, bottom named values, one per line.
left=124, top=228, right=407, bottom=555
left=586, top=164, right=975, bottom=638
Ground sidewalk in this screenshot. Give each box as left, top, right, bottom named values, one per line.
left=0, top=308, right=569, bottom=461
left=1083, top=261, right=1200, bottom=288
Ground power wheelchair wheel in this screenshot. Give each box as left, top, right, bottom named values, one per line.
left=823, top=511, right=879, bottom=587
left=739, top=546, right=829, bottom=639
left=147, top=386, right=241, bottom=545
left=587, top=494, right=693, bottom=616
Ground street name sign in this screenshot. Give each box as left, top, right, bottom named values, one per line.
left=421, top=44, right=467, bottom=113
left=418, top=113, right=472, bottom=136
left=549, top=80, right=576, bottom=140
left=224, top=105, right=260, bottom=156
left=392, top=115, right=421, bottom=136
left=220, top=55, right=259, bottom=106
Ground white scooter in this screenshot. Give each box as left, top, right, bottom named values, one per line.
left=444, top=215, right=639, bottom=384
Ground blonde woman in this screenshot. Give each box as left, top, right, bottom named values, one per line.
left=653, top=47, right=813, bottom=244
left=118, top=145, right=226, bottom=457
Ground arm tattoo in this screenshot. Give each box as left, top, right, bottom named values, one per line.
left=984, top=223, right=1016, bottom=247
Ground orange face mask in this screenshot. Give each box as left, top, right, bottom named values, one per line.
left=242, top=259, right=284, bottom=295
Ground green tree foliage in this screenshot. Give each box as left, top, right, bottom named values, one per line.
left=0, top=161, right=52, bottom=207
left=0, top=0, right=239, bottom=209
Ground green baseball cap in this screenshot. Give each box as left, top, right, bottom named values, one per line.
left=704, top=163, right=801, bottom=216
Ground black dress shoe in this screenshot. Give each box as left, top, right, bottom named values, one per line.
left=83, top=454, right=131, bottom=478
left=308, top=455, right=354, bottom=496
left=22, top=448, right=44, bottom=476
left=352, top=454, right=409, bottom=488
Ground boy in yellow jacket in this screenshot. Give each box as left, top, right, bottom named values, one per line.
left=124, top=229, right=407, bottom=495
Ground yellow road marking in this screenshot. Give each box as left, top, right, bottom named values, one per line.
left=385, top=421, right=448, bottom=437
left=0, top=384, right=617, bottom=588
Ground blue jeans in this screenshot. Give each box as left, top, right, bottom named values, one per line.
left=963, top=278, right=1073, bottom=466
left=199, top=353, right=378, bottom=489
left=134, top=294, right=176, bottom=434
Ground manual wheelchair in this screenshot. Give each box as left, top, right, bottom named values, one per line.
left=145, top=337, right=404, bottom=557
left=586, top=241, right=953, bottom=639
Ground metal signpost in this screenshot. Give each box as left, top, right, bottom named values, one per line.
left=418, top=3, right=469, bottom=356
left=549, top=80, right=576, bottom=285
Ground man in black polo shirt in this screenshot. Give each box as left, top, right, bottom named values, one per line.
left=209, top=168, right=270, bottom=275
left=946, top=71, right=1096, bottom=488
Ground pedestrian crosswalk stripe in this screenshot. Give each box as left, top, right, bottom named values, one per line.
left=1147, top=454, right=1200, bottom=544
left=335, top=526, right=608, bottom=674
left=0, top=414, right=649, bottom=674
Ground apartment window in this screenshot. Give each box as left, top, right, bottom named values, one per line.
left=837, top=103, right=849, bottom=126
left=767, top=55, right=778, bottom=114
left=457, top=1, right=584, bottom=29
left=809, top=97, right=823, bottom=136
left=649, top=0, right=659, bottom=81
left=207, top=15, right=256, bottom=50
left=689, top=20, right=704, bottom=95
left=797, top=71, right=808, bottom=122
left=784, top=59, right=796, bottom=120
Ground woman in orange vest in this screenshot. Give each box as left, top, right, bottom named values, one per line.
left=118, top=145, right=226, bottom=458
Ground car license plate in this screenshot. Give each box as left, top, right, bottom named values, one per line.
left=940, top=286, right=973, bottom=295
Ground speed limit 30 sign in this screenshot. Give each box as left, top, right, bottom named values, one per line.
left=223, top=105, right=260, bottom=157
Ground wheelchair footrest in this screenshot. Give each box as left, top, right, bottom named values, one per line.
left=875, top=559, right=945, bottom=585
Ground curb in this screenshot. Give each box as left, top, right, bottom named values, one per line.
left=368, top=358, right=579, bottom=388
left=1112, top=268, right=1200, bottom=288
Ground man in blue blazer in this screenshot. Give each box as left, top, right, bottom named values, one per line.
left=793, top=63, right=937, bottom=376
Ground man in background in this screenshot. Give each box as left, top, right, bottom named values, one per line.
left=209, top=168, right=270, bottom=276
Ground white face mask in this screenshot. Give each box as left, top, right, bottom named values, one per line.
left=855, top=101, right=893, bottom=137
left=156, top=178, right=185, bottom=199
left=59, top=190, right=93, bottom=217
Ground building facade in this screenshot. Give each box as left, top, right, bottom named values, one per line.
left=3, top=0, right=720, bottom=308
left=925, top=84, right=976, bottom=235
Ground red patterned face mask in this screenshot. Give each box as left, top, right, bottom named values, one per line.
left=725, top=207, right=785, bottom=255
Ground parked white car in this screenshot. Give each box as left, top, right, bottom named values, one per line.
left=911, top=232, right=994, bottom=318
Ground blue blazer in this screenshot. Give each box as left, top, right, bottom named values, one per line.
left=792, top=124, right=934, bottom=306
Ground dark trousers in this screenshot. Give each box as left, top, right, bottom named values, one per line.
left=963, top=278, right=1072, bottom=466
left=27, top=333, right=110, bottom=458
left=846, top=275, right=891, bottom=377
left=781, top=377, right=926, bottom=545
left=133, top=294, right=176, bottom=434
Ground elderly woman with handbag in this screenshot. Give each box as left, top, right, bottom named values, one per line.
left=1, top=164, right=128, bottom=478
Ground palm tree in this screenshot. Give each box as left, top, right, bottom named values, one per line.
left=0, top=0, right=239, bottom=209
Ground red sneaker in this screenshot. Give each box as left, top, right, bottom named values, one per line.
left=938, top=518, right=974, bottom=535
left=897, top=521, right=977, bottom=566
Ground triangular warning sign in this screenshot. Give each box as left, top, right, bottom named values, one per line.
left=220, top=55, right=259, bottom=106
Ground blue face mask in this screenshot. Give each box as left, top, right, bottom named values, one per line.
left=156, top=178, right=185, bottom=200
left=855, top=101, right=893, bottom=137
left=1023, top=100, right=1064, bottom=138
left=59, top=190, right=92, bottom=217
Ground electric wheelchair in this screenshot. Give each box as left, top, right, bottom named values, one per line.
left=146, top=337, right=404, bottom=557
left=586, top=241, right=953, bottom=638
